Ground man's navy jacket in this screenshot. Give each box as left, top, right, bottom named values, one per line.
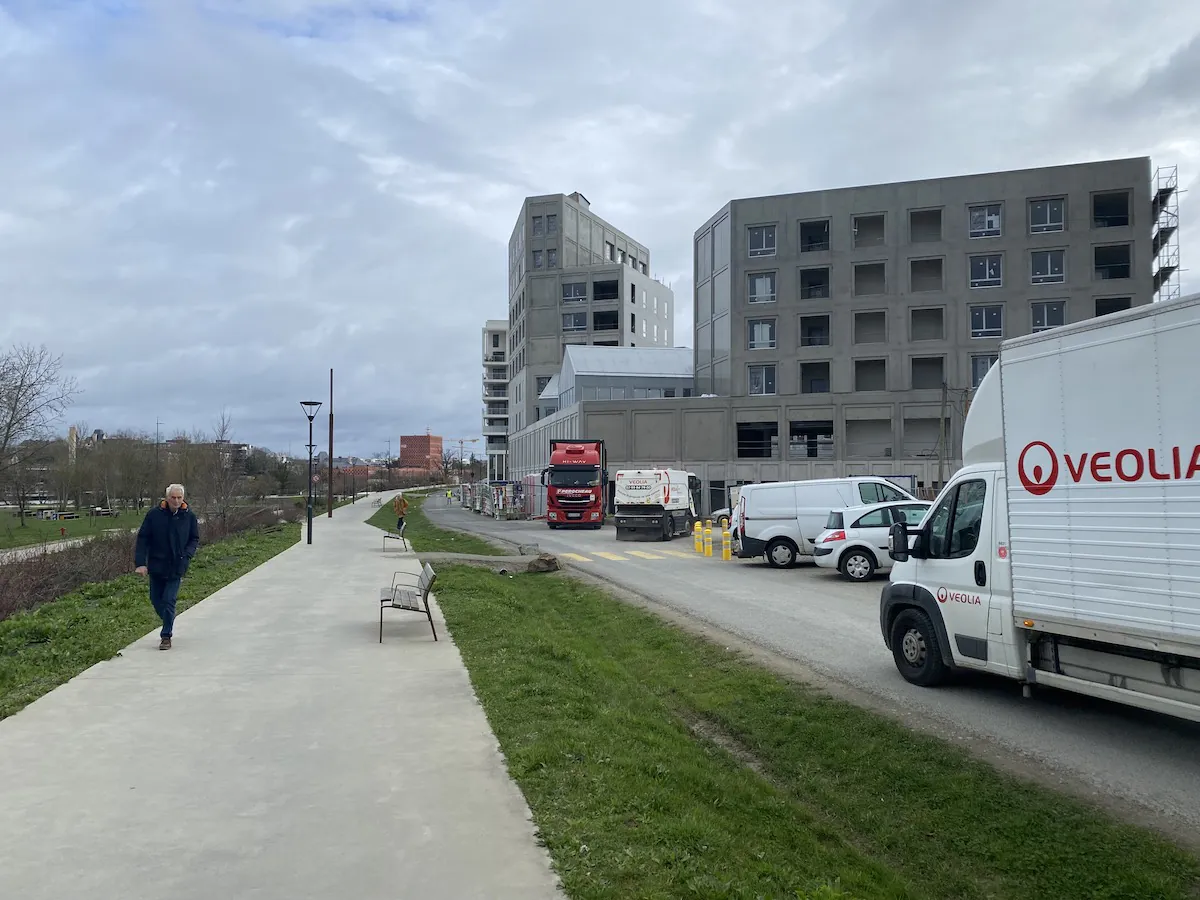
left=135, top=500, right=200, bottom=579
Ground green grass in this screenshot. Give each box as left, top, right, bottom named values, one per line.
left=0, top=514, right=130, bottom=550
left=435, top=566, right=1200, bottom=900
left=366, top=493, right=502, bottom=555
left=0, top=523, right=300, bottom=720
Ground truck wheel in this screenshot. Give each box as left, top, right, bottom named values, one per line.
left=838, top=549, right=876, bottom=582
left=661, top=517, right=672, bottom=541
left=765, top=538, right=797, bottom=568
left=889, top=609, right=949, bottom=687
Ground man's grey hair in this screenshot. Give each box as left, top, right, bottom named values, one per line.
left=166, top=483, right=186, bottom=498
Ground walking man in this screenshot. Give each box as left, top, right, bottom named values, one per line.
left=134, top=483, right=200, bottom=650
left=392, top=490, right=409, bottom=532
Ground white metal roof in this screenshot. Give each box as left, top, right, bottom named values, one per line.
left=563, top=345, right=692, bottom=378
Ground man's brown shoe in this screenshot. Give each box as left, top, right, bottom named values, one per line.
left=159, top=638, right=172, bottom=650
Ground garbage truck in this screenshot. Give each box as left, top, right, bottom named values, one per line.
left=882, top=293, right=1200, bottom=722
left=613, top=468, right=700, bottom=541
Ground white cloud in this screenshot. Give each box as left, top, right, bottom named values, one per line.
left=1, top=0, right=1198, bottom=455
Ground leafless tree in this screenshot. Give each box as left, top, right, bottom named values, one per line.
left=0, top=344, right=79, bottom=480
left=195, top=409, right=240, bottom=528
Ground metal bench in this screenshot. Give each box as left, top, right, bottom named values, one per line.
left=379, top=562, right=438, bottom=642
left=382, top=519, right=408, bottom=550
left=371, top=498, right=382, bottom=508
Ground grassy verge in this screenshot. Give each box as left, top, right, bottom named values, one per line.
left=0, top=523, right=300, bottom=720
left=366, top=493, right=502, bottom=555
left=435, top=565, right=1200, bottom=900
left=0, top=515, right=129, bottom=550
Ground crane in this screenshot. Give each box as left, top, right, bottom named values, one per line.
left=445, top=437, right=479, bottom=483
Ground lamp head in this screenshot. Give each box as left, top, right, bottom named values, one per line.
left=300, top=400, right=322, bottom=421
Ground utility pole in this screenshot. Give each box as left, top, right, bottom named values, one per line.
left=154, top=418, right=162, bottom=500
left=938, top=380, right=948, bottom=490
left=327, top=368, right=334, bottom=517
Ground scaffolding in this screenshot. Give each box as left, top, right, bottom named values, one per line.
left=1152, top=165, right=1181, bottom=303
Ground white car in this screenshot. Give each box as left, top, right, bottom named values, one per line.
left=813, top=500, right=932, bottom=582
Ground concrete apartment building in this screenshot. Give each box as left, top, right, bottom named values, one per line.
left=482, top=320, right=509, bottom=481
left=506, top=191, right=675, bottom=432
left=504, top=157, right=1179, bottom=509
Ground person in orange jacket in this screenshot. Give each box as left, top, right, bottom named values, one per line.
left=391, top=491, right=409, bottom=532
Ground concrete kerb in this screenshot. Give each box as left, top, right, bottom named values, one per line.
left=0, top=489, right=563, bottom=900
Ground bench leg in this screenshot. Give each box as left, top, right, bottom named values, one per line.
left=424, top=599, right=438, bottom=642
left=379, top=605, right=384, bottom=643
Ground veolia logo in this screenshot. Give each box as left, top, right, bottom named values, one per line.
left=1018, top=439, right=1200, bottom=496
left=1018, top=441, right=1059, bottom=496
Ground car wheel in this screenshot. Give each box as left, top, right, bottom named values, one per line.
left=765, top=538, right=797, bottom=568
left=716, top=514, right=730, bottom=530
left=889, top=609, right=949, bottom=687
left=839, top=549, right=876, bottom=582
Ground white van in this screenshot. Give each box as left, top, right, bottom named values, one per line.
left=734, top=477, right=917, bottom=567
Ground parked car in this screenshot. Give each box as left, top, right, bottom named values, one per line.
left=733, top=477, right=918, bottom=568
left=813, top=500, right=932, bottom=581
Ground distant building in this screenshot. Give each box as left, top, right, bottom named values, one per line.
left=482, top=320, right=509, bottom=482
left=398, top=433, right=443, bottom=472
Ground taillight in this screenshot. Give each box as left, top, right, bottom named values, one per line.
left=822, top=530, right=846, bottom=543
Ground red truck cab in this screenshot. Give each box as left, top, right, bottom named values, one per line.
left=541, top=440, right=607, bottom=529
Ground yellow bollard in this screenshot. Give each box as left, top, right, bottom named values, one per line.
left=703, top=526, right=713, bottom=557
left=693, top=520, right=703, bottom=553
left=722, top=529, right=732, bottom=561
left=704, top=518, right=712, bottom=530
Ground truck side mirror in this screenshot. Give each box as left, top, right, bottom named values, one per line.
left=539, top=469, right=547, bottom=487
left=888, top=522, right=909, bottom=563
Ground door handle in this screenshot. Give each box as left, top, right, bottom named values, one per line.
left=974, top=560, right=987, bottom=587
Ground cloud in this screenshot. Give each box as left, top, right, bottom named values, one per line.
left=1, top=0, right=1198, bottom=456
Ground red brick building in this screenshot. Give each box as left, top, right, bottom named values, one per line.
left=398, top=434, right=443, bottom=473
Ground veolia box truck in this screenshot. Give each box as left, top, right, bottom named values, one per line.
left=883, top=294, right=1200, bottom=722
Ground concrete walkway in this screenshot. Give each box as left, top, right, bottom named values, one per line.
left=0, top=493, right=561, bottom=899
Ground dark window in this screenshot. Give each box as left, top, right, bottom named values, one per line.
left=737, top=422, right=778, bottom=459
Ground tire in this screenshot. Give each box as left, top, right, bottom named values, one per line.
left=661, top=516, right=672, bottom=542
left=548, top=523, right=559, bottom=530
left=765, top=537, right=798, bottom=568
left=889, top=609, right=949, bottom=687
left=716, top=513, right=730, bottom=530
left=838, top=549, right=877, bottom=582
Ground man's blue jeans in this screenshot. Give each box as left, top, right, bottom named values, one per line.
left=149, top=576, right=182, bottom=639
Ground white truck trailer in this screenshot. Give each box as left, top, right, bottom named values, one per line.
left=613, top=468, right=699, bottom=541
left=882, top=294, right=1200, bottom=722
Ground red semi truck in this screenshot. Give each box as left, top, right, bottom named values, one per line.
left=540, top=439, right=607, bottom=529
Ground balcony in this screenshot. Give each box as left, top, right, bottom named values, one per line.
left=486, top=351, right=506, bottom=364
left=482, top=422, right=508, bottom=437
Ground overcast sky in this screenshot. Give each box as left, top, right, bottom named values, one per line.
left=1, top=0, right=1198, bottom=458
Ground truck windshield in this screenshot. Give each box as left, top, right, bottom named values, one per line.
left=549, top=468, right=600, bottom=488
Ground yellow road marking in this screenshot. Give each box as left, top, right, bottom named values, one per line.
left=658, top=549, right=697, bottom=558
left=626, top=550, right=666, bottom=560
left=594, top=551, right=629, bottom=561
left=559, top=552, right=593, bottom=562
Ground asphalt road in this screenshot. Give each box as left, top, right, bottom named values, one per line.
left=428, top=503, right=1200, bottom=845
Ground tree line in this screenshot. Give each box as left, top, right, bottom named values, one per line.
left=0, top=343, right=447, bottom=528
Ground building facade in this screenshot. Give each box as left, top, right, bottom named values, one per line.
left=692, top=156, right=1157, bottom=480
left=482, top=320, right=509, bottom=482
left=398, top=433, right=443, bottom=473
left=506, top=191, right=675, bottom=432
left=507, top=157, right=1174, bottom=510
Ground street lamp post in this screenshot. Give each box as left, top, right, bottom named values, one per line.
left=300, top=400, right=322, bottom=545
